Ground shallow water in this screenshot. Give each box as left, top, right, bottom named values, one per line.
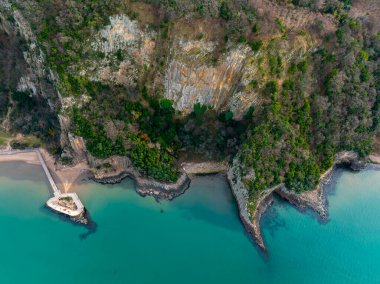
left=0, top=162, right=379, bottom=283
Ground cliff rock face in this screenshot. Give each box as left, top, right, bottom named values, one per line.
left=164, top=41, right=250, bottom=116
left=87, top=14, right=156, bottom=87
left=1, top=3, right=61, bottom=110
left=0, top=1, right=62, bottom=145
left=164, top=34, right=312, bottom=119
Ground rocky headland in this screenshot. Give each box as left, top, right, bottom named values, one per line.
left=227, top=151, right=369, bottom=252
left=92, top=159, right=228, bottom=200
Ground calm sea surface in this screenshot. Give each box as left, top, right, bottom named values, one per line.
left=0, top=162, right=380, bottom=283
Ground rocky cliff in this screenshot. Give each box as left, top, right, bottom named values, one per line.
left=164, top=43, right=249, bottom=116
left=164, top=31, right=314, bottom=119
left=0, top=1, right=61, bottom=145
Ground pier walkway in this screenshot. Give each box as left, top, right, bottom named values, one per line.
left=35, top=150, right=61, bottom=196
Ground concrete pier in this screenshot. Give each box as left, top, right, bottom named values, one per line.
left=0, top=149, right=86, bottom=219
left=35, top=149, right=86, bottom=219
left=46, top=193, right=85, bottom=217
left=35, top=150, right=61, bottom=196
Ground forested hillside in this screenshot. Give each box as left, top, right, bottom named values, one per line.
left=0, top=0, right=379, bottom=210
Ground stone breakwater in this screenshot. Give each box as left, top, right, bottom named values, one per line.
left=226, top=151, right=366, bottom=252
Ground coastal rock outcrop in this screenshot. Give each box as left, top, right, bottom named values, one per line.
left=227, top=156, right=258, bottom=245
left=369, top=153, right=380, bottom=165
left=87, top=154, right=191, bottom=200
left=227, top=151, right=366, bottom=252
left=94, top=169, right=191, bottom=200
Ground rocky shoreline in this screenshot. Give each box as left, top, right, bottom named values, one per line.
left=94, top=170, right=191, bottom=200
left=90, top=158, right=226, bottom=200
left=232, top=151, right=367, bottom=252
left=48, top=146, right=372, bottom=252
left=369, top=153, right=380, bottom=165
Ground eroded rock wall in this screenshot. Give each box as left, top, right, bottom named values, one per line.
left=164, top=34, right=313, bottom=119
left=164, top=43, right=250, bottom=115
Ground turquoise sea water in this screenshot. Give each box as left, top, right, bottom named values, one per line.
left=0, top=162, right=380, bottom=283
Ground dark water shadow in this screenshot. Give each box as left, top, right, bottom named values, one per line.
left=93, top=173, right=245, bottom=235
left=77, top=173, right=244, bottom=236
left=68, top=178, right=100, bottom=240
left=261, top=196, right=289, bottom=239
left=177, top=201, right=244, bottom=233
left=261, top=165, right=380, bottom=250
left=79, top=210, right=98, bottom=240
left=324, top=167, right=344, bottom=199
left=39, top=203, right=98, bottom=240
left=172, top=175, right=248, bottom=234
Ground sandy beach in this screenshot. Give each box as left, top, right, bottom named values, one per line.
left=0, top=151, right=40, bottom=165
